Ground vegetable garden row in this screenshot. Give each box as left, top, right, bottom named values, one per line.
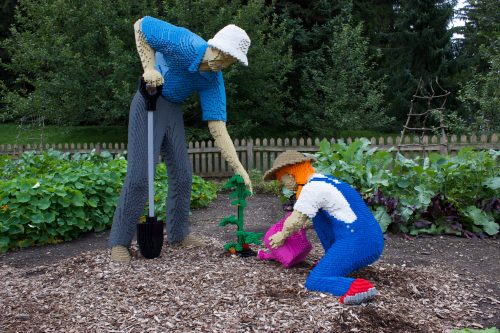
left=0, top=139, right=498, bottom=253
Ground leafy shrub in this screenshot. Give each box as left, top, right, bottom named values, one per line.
left=145, top=164, right=218, bottom=221
left=315, top=139, right=500, bottom=236
left=1, top=0, right=157, bottom=124
left=248, top=169, right=281, bottom=195
left=0, top=150, right=125, bottom=252
left=0, top=150, right=217, bottom=252
left=452, top=328, right=499, bottom=333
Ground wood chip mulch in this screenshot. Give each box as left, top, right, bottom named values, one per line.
left=1, top=237, right=498, bottom=333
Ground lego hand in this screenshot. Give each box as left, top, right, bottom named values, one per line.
left=270, top=210, right=311, bottom=249
left=208, top=120, right=252, bottom=194
left=236, top=166, right=253, bottom=195
left=142, top=69, right=164, bottom=87
left=139, top=78, right=163, bottom=111
left=269, top=231, right=286, bottom=249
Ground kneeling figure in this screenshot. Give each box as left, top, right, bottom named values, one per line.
left=263, top=151, right=384, bottom=305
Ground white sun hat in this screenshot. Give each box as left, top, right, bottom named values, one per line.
left=208, top=24, right=251, bottom=66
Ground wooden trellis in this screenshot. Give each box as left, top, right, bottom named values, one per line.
left=398, top=78, right=450, bottom=155
left=14, top=114, right=46, bottom=155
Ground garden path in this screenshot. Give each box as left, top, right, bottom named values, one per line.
left=1, top=194, right=499, bottom=332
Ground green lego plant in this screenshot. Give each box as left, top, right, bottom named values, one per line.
left=219, top=175, right=262, bottom=255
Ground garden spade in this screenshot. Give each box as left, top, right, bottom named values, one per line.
left=137, top=78, right=164, bottom=259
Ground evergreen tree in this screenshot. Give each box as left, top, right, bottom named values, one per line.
left=458, top=0, right=499, bottom=71
left=352, top=0, right=397, bottom=53
left=160, top=0, right=295, bottom=138
left=268, top=0, right=391, bottom=136
left=2, top=0, right=158, bottom=125
left=457, top=0, right=500, bottom=132
left=0, top=0, right=18, bottom=117
left=294, top=17, right=390, bottom=136
left=381, top=0, right=456, bottom=126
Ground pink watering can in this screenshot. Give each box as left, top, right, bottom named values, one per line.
left=258, top=212, right=312, bottom=268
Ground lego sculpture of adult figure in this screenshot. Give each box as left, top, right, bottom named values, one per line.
left=263, top=151, right=384, bottom=304
left=109, top=16, right=253, bottom=262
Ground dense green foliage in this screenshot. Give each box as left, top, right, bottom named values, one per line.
left=0, top=151, right=125, bottom=252
left=295, top=18, right=390, bottom=135
left=160, top=0, right=296, bottom=138
left=0, top=150, right=217, bottom=252
left=315, top=139, right=499, bottom=236
left=381, top=0, right=456, bottom=122
left=456, top=0, right=500, bottom=133
left=1, top=0, right=158, bottom=125
left=0, top=0, right=499, bottom=136
left=452, top=328, right=499, bottom=333
left=149, top=163, right=218, bottom=222
left=0, top=0, right=17, bottom=101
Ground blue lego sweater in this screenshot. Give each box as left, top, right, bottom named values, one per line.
left=140, top=16, right=227, bottom=122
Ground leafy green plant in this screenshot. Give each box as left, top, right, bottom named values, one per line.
left=219, top=175, right=262, bottom=253
left=0, top=150, right=218, bottom=252
left=0, top=150, right=126, bottom=252
left=452, top=328, right=499, bottom=333
left=248, top=169, right=281, bottom=195
left=144, top=164, right=218, bottom=221
left=315, top=138, right=500, bottom=236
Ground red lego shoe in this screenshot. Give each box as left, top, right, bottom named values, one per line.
left=340, top=278, right=377, bottom=305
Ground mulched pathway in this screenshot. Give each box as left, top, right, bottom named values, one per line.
left=1, top=194, right=499, bottom=332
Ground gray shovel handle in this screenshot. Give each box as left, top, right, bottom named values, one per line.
left=148, top=111, right=155, bottom=217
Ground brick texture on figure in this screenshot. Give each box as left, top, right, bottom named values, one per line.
left=262, top=151, right=384, bottom=304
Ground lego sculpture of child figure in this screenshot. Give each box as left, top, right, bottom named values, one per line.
left=263, top=151, right=384, bottom=304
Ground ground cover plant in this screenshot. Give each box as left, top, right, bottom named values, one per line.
left=314, top=138, right=500, bottom=237
left=452, top=328, right=499, bottom=333
left=0, top=150, right=217, bottom=253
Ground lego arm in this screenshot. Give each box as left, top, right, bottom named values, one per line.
left=134, top=18, right=163, bottom=87
left=269, top=210, right=313, bottom=248
left=208, top=120, right=252, bottom=193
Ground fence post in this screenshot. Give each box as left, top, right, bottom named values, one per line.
left=246, top=138, right=254, bottom=171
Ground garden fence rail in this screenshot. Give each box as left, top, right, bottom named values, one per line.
left=1, top=133, right=498, bottom=177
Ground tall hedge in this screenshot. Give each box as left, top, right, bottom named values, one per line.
left=2, top=0, right=158, bottom=124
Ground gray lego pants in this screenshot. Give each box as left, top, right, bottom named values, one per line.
left=108, top=90, right=192, bottom=247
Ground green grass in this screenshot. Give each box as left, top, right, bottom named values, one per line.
left=0, top=124, right=128, bottom=144
left=334, top=130, right=400, bottom=139
left=0, top=123, right=399, bottom=145
left=239, top=128, right=399, bottom=140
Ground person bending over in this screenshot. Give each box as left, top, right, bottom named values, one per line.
left=109, top=16, right=253, bottom=262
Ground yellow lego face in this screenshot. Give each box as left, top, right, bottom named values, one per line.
left=200, top=47, right=236, bottom=71
left=280, top=173, right=298, bottom=192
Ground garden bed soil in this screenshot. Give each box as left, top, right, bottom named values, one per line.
left=1, top=194, right=499, bottom=332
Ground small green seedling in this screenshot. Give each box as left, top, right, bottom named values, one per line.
left=219, top=175, right=262, bottom=256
